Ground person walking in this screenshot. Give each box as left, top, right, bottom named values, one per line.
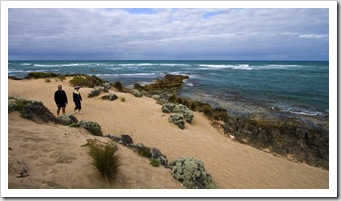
left=73, top=86, right=83, bottom=114
left=54, top=85, right=68, bottom=116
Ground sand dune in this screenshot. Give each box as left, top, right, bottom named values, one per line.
left=8, top=77, right=328, bottom=190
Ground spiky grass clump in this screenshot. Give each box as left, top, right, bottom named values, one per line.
left=168, top=94, right=177, bottom=103
left=201, top=105, right=213, bottom=119
left=88, top=141, right=121, bottom=182
left=189, top=101, right=199, bottom=111
left=113, top=81, right=124, bottom=92
left=150, top=159, right=160, bottom=167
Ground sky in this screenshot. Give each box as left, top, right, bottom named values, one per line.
left=8, top=8, right=329, bottom=61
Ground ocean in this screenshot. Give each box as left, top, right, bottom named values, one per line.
left=8, top=60, right=329, bottom=126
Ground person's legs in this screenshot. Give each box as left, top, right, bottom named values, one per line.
left=62, top=107, right=66, bottom=114
left=78, top=101, right=82, bottom=113
left=57, top=106, right=61, bottom=116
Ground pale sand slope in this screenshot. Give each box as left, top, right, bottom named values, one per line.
left=8, top=78, right=328, bottom=189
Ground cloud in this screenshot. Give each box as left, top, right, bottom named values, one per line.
left=8, top=8, right=329, bottom=60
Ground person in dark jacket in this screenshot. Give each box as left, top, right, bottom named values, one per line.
left=73, top=86, right=83, bottom=114
left=54, top=85, right=68, bottom=116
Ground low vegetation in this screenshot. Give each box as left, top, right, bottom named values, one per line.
left=87, top=140, right=121, bottom=182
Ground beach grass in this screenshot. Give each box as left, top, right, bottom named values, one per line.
left=88, top=141, right=121, bottom=182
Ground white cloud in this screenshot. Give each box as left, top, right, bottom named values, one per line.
left=8, top=8, right=329, bottom=60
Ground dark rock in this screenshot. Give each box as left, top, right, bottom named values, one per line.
left=224, top=117, right=329, bottom=169
left=143, top=74, right=189, bottom=91
left=151, top=148, right=168, bottom=167
left=121, top=134, right=133, bottom=145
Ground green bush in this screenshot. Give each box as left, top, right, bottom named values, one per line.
left=69, top=75, right=94, bottom=88
left=150, top=159, right=160, bottom=167
left=78, top=121, right=103, bottom=136
left=168, top=94, right=177, bottom=103
left=182, top=99, right=190, bottom=108
left=113, top=81, right=123, bottom=92
left=201, top=105, right=213, bottom=119
left=25, top=72, right=59, bottom=79
left=175, top=97, right=183, bottom=104
left=170, top=157, right=217, bottom=189
left=189, top=101, right=199, bottom=111
left=136, top=145, right=152, bottom=158
left=88, top=141, right=121, bottom=182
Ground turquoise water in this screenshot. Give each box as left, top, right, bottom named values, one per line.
left=8, top=60, right=329, bottom=121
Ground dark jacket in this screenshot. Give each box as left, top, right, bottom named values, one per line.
left=54, top=90, right=68, bottom=105
left=73, top=91, right=82, bottom=102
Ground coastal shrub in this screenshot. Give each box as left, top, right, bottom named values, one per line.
left=70, top=75, right=94, bottom=88
left=152, top=95, right=161, bottom=100
left=25, top=72, right=59, bottom=79
left=8, top=99, right=17, bottom=113
left=201, top=105, right=213, bottom=119
left=120, top=97, right=126, bottom=102
left=175, top=97, right=183, bottom=104
left=78, top=120, right=103, bottom=136
left=89, top=75, right=106, bottom=87
left=163, top=103, right=194, bottom=124
left=170, top=157, right=217, bottom=189
left=131, top=89, right=142, bottom=98
left=156, top=98, right=167, bottom=105
left=101, top=93, right=118, bottom=101
left=168, top=113, right=185, bottom=129
left=88, top=141, right=121, bottom=182
left=150, top=159, right=160, bottom=167
left=189, top=101, right=199, bottom=111
left=88, top=88, right=102, bottom=98
left=101, top=83, right=111, bottom=92
left=182, top=99, right=190, bottom=108
left=9, top=97, right=57, bottom=123
left=168, top=94, right=177, bottom=103
left=57, top=114, right=78, bottom=125
left=135, top=144, right=152, bottom=158
left=113, top=81, right=123, bottom=92
left=151, top=148, right=168, bottom=167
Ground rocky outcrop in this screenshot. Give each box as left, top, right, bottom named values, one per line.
left=223, top=117, right=329, bottom=169
left=140, top=74, right=189, bottom=91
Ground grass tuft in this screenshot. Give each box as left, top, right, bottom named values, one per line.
left=88, top=141, right=121, bottom=182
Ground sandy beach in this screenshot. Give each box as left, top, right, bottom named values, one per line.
left=7, top=77, right=329, bottom=189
